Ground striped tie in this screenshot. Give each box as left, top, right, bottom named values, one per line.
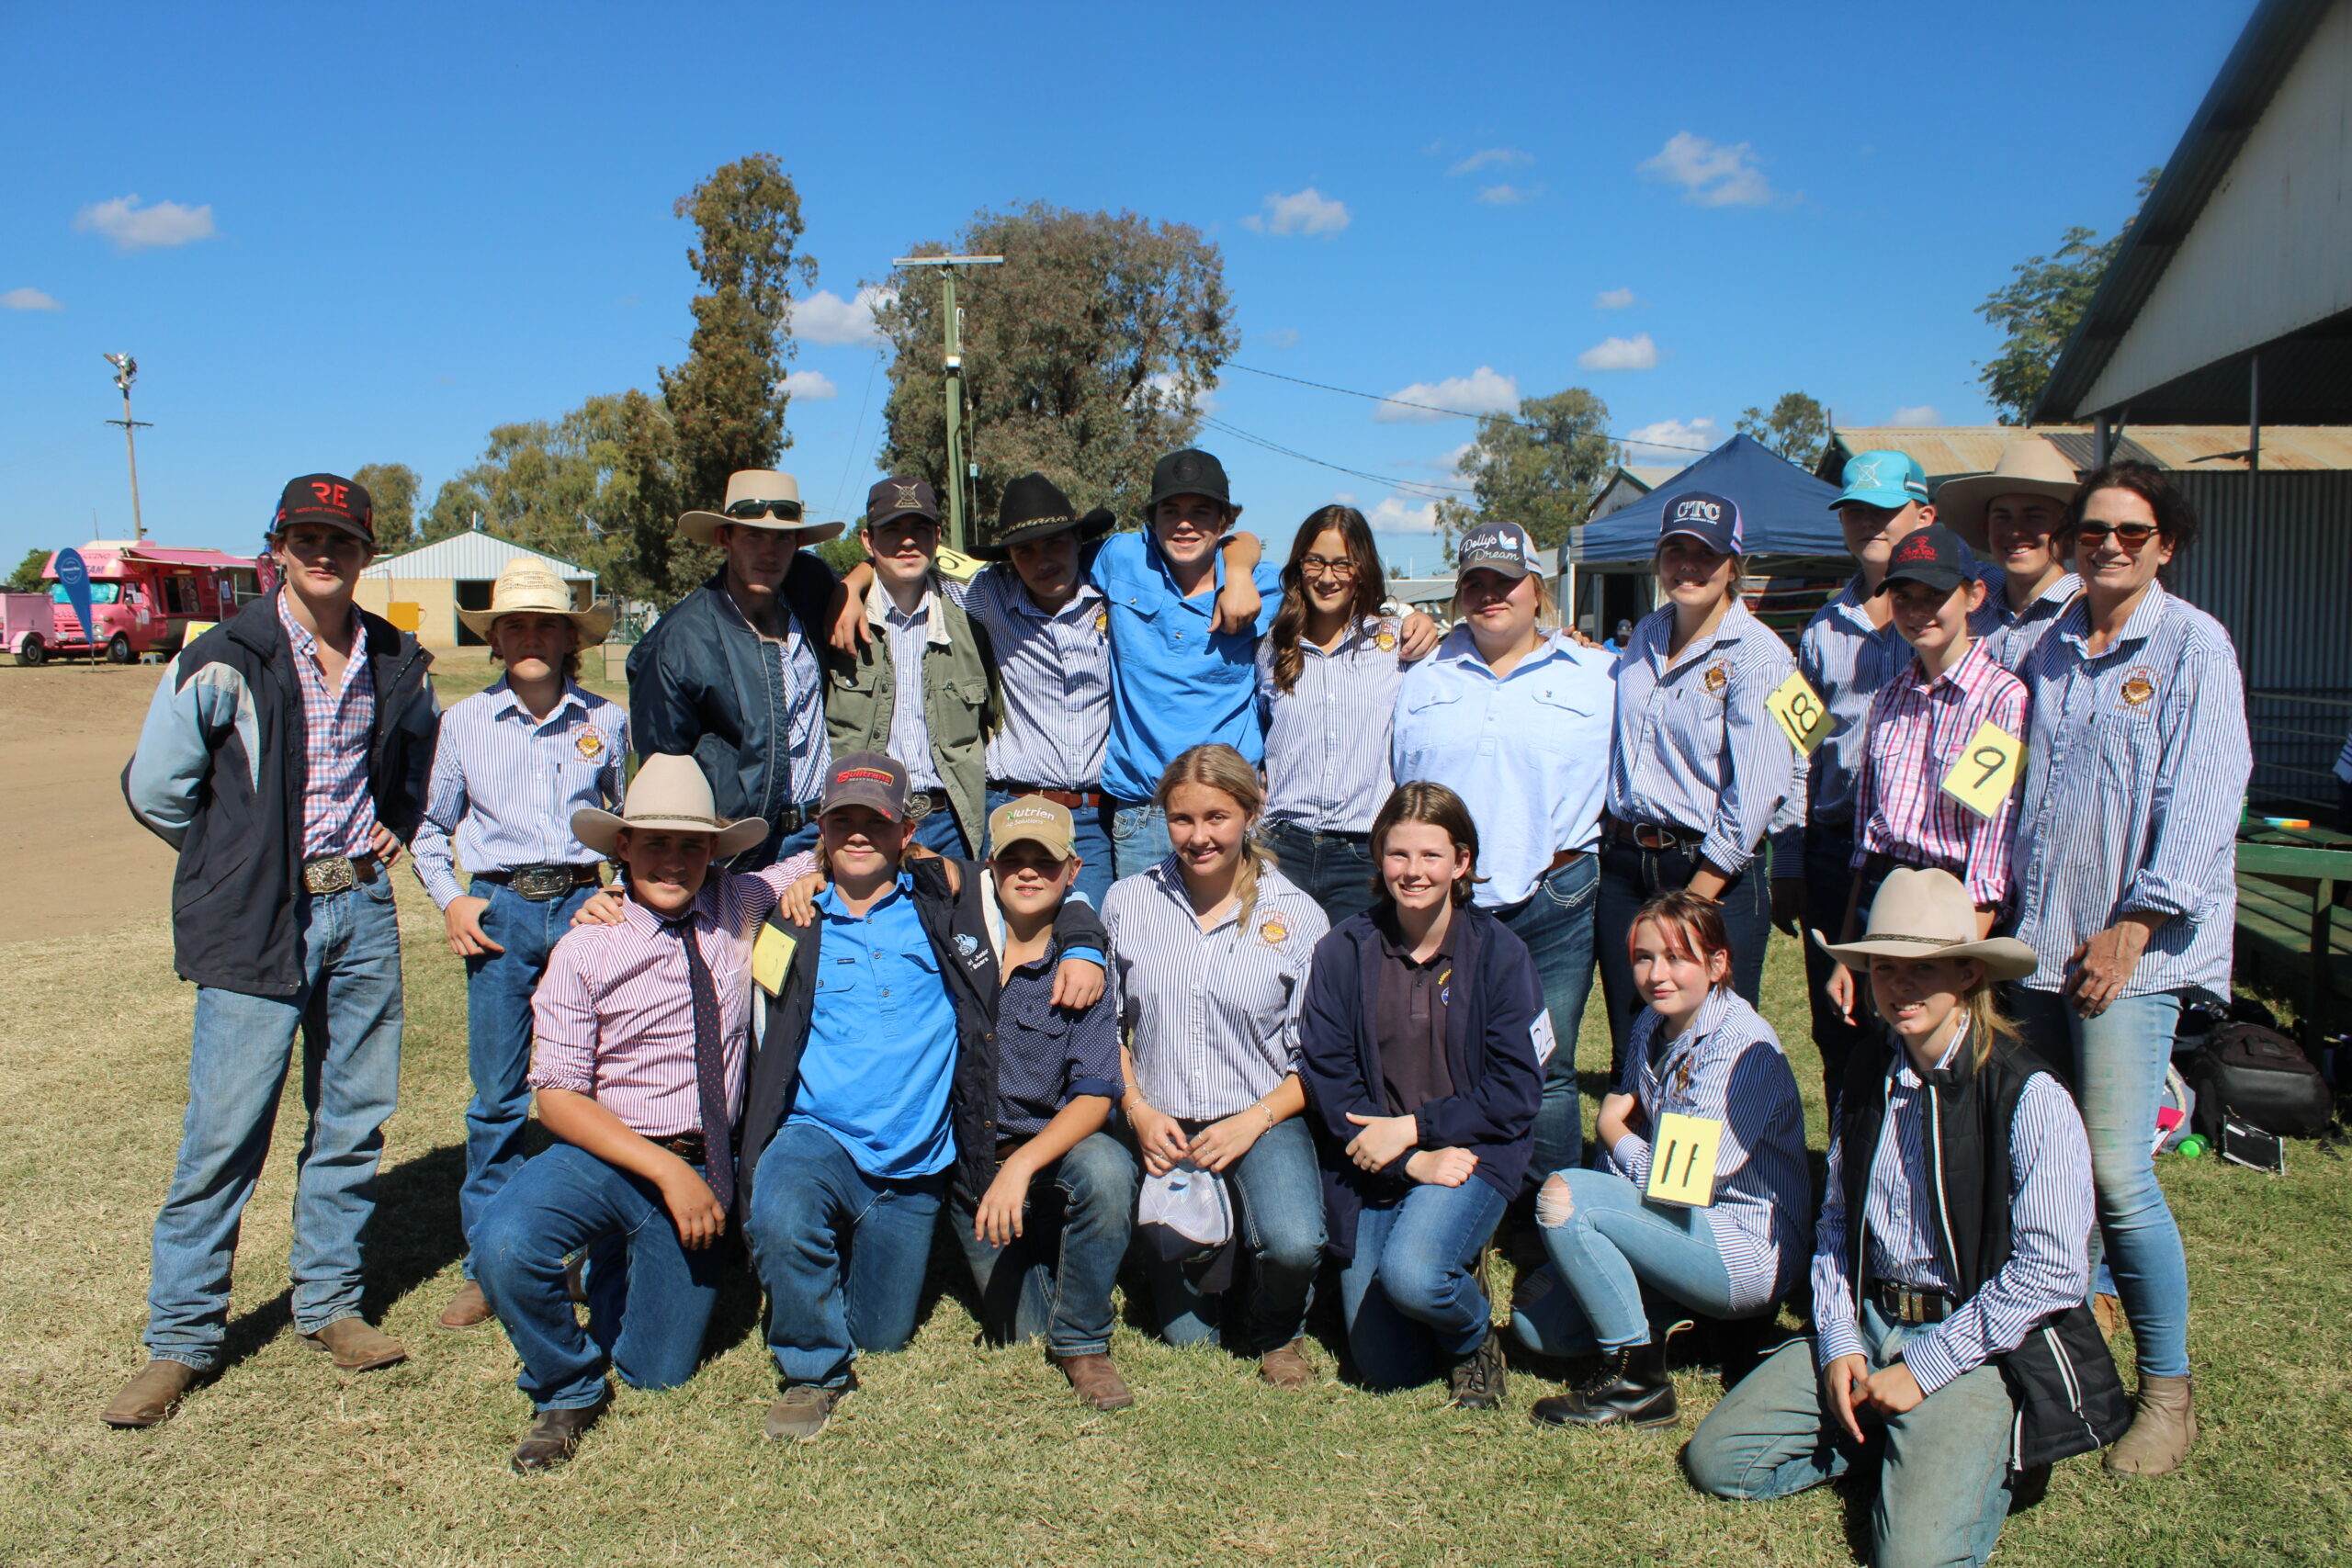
left=667, top=916, right=734, bottom=1212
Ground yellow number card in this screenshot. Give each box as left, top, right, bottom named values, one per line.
left=752, top=924, right=797, bottom=997
left=1939, top=720, right=2024, bottom=820
left=1645, top=1112, right=1724, bottom=1209
left=1765, top=671, right=1835, bottom=756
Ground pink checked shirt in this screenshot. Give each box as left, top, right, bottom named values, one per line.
left=277, top=593, right=379, bottom=859
left=1850, top=636, right=2030, bottom=908
left=527, top=851, right=818, bottom=1137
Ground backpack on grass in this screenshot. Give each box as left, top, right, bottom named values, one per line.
left=2182, top=1021, right=2334, bottom=1140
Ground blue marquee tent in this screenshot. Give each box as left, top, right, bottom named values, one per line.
left=1573, top=433, right=1847, bottom=563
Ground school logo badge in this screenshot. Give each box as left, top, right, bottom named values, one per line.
left=953, top=931, right=984, bottom=967
left=1377, top=628, right=1397, bottom=651
left=893, top=482, right=925, bottom=511
left=1703, top=660, right=1729, bottom=695
left=1438, top=966, right=1453, bottom=1008
left=1258, top=917, right=1289, bottom=946
left=575, top=728, right=605, bottom=761
left=2120, top=668, right=2156, bottom=707
left=1094, top=608, right=1109, bottom=636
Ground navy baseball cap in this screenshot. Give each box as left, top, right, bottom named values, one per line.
left=1453, top=520, right=1544, bottom=580
left=865, top=477, right=942, bottom=530
left=274, top=473, right=375, bottom=547
left=1832, top=449, right=1930, bottom=511
left=1875, top=524, right=1979, bottom=597
left=1657, top=491, right=1743, bottom=555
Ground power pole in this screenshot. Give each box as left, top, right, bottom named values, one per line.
left=102, top=353, right=151, bottom=540
left=890, top=254, right=1003, bottom=553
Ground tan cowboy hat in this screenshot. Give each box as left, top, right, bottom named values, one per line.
left=1811, top=867, right=2037, bottom=981
left=571, top=752, right=768, bottom=860
left=677, top=469, right=847, bottom=547
left=1932, top=440, right=2080, bottom=552
left=455, top=556, right=616, bottom=646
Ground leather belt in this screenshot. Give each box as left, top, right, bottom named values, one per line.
left=300, top=853, right=379, bottom=895
left=904, top=786, right=949, bottom=821
left=1268, top=821, right=1371, bottom=844
left=989, top=781, right=1107, bottom=810
left=1871, top=1279, right=1957, bottom=1325
left=474, top=864, right=602, bottom=901
left=1607, top=817, right=1701, bottom=852
left=651, top=1132, right=709, bottom=1166
left=1546, top=847, right=1589, bottom=874
left=775, top=799, right=825, bottom=835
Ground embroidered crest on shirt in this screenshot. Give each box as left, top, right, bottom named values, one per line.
left=2120, top=667, right=2156, bottom=707
left=953, top=931, right=986, bottom=968
left=575, top=728, right=605, bottom=761
left=1094, top=608, right=1109, bottom=636
left=1702, top=660, right=1730, bottom=696
left=1374, top=616, right=1398, bottom=652
left=1258, top=916, right=1290, bottom=946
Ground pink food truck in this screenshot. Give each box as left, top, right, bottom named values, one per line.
left=12, top=542, right=270, bottom=665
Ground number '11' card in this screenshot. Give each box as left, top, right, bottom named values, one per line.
left=1644, top=1113, right=1724, bottom=1209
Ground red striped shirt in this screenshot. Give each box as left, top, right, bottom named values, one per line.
left=1850, top=637, right=2029, bottom=908
left=277, top=593, right=378, bottom=859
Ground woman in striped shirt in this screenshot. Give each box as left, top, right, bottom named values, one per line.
left=1512, top=890, right=1808, bottom=1429
left=1103, top=744, right=1330, bottom=1388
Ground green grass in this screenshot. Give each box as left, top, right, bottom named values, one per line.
left=2, top=886, right=2347, bottom=1565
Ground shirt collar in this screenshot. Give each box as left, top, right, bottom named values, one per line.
left=2002, top=571, right=2083, bottom=625
left=1436, top=622, right=1576, bottom=678
left=1643, top=601, right=1747, bottom=672
left=622, top=874, right=724, bottom=937
left=1012, top=578, right=1103, bottom=621
left=276, top=590, right=359, bottom=658
left=487, top=675, right=590, bottom=725
left=816, top=870, right=916, bottom=920
left=1144, top=853, right=1243, bottom=933
left=1903, top=634, right=1993, bottom=694
left=1304, top=615, right=1390, bottom=660
left=2056, top=579, right=2172, bottom=655
left=865, top=577, right=953, bottom=648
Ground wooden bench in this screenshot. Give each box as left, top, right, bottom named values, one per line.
left=2234, top=839, right=2352, bottom=1044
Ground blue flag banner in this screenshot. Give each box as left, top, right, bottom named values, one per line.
left=53, top=549, right=95, bottom=643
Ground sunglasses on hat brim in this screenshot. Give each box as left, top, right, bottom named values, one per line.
left=724, top=497, right=805, bottom=523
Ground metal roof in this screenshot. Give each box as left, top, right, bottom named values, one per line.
left=360, top=530, right=594, bottom=582
left=1822, top=423, right=2352, bottom=484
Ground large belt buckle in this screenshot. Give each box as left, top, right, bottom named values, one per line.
left=514, top=865, right=573, bottom=902
left=905, top=791, right=934, bottom=820
left=777, top=804, right=807, bottom=834
left=1899, top=1289, right=1924, bottom=1325
left=302, top=855, right=356, bottom=896
left=1634, top=822, right=1673, bottom=851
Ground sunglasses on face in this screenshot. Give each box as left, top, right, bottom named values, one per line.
left=2071, top=520, right=2160, bottom=550
left=724, top=497, right=804, bottom=522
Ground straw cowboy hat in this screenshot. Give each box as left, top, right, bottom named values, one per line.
left=1932, top=439, right=2081, bottom=553
left=571, top=752, right=767, bottom=860
left=456, top=557, right=616, bottom=646
left=1812, top=867, right=2037, bottom=981
left=677, top=469, right=848, bottom=548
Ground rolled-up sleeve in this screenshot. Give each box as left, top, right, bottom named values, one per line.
left=1961, top=681, right=2029, bottom=908
left=2121, top=631, right=2249, bottom=919
left=527, top=937, right=604, bottom=1095
left=1702, top=641, right=1797, bottom=876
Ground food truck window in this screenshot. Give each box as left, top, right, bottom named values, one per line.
left=54, top=582, right=122, bottom=605
left=163, top=576, right=199, bottom=614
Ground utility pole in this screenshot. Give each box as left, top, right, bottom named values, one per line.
left=890, top=254, right=1003, bottom=553
left=102, top=353, right=151, bottom=540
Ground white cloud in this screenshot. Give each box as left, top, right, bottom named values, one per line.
left=1431, top=441, right=1476, bottom=475
left=1331, top=491, right=1358, bottom=506
left=1136, top=371, right=1219, bottom=417
left=1593, top=287, right=1637, bottom=310
left=1577, top=333, right=1659, bottom=371
left=74, top=194, right=217, bottom=250
left=1638, top=132, right=1773, bottom=208
left=1371, top=495, right=1442, bottom=533
left=795, top=285, right=895, bottom=346
left=1241, top=187, right=1351, bottom=237
left=1449, top=147, right=1532, bottom=176
left=3, top=288, right=62, bottom=311
left=1621, top=417, right=1721, bottom=464
left=779, top=368, right=838, bottom=400
left=1262, top=327, right=1300, bottom=348
left=1374, top=366, right=1519, bottom=424
left=1476, top=183, right=1543, bottom=205
left=1889, top=404, right=1942, bottom=425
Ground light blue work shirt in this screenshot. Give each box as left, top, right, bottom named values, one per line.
left=1975, top=571, right=2083, bottom=675
left=955, top=564, right=1110, bottom=790
left=786, top=874, right=960, bottom=1179
left=1257, top=614, right=1410, bottom=834
left=410, top=677, right=628, bottom=908
left=1391, top=626, right=1614, bottom=907
left=1797, top=579, right=1910, bottom=830
left=1093, top=530, right=1283, bottom=804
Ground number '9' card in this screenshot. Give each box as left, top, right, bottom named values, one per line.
left=1644, top=1112, right=1724, bottom=1209
left=1938, top=720, right=2023, bottom=820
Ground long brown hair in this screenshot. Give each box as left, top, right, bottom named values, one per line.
left=1368, top=781, right=1485, bottom=908
left=1154, top=743, right=1279, bottom=932
left=2064, top=460, right=2198, bottom=586
left=1267, top=505, right=1386, bottom=694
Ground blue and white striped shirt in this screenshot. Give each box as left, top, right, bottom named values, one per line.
left=1391, top=626, right=1615, bottom=907
left=2010, top=584, right=2249, bottom=997
left=411, top=678, right=628, bottom=908
left=1104, top=857, right=1328, bottom=1120
left=1257, top=615, right=1411, bottom=834
left=1798, top=581, right=1911, bottom=830
left=1811, top=1027, right=2095, bottom=1393
left=1607, top=602, right=1798, bottom=876
left=866, top=579, right=951, bottom=793
left=1976, top=572, right=2083, bottom=675
left=1607, top=988, right=1811, bottom=1313
left=954, top=565, right=1110, bottom=791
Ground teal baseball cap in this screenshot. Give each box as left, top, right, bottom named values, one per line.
left=1831, top=449, right=1930, bottom=511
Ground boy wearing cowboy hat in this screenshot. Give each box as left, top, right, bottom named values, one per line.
left=411, top=556, right=628, bottom=1330
left=1931, top=438, right=2084, bottom=673
left=469, top=754, right=821, bottom=1472
left=628, top=469, right=851, bottom=871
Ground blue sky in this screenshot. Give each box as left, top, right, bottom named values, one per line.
left=2, top=0, right=2250, bottom=579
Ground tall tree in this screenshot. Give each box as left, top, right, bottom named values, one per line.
left=1975, top=168, right=2161, bottom=423
left=7, top=547, right=50, bottom=593
left=1734, top=392, right=1827, bottom=467
left=1432, top=388, right=1615, bottom=561
left=875, top=203, right=1234, bottom=525
left=351, top=463, right=419, bottom=551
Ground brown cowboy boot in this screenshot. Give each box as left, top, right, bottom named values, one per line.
left=438, top=1280, right=495, bottom=1330
left=1259, top=1338, right=1313, bottom=1390
left=301, top=1317, right=409, bottom=1371
left=101, top=1359, right=198, bottom=1428
left=1050, top=1350, right=1136, bottom=1411
left=2106, top=1373, right=2197, bottom=1476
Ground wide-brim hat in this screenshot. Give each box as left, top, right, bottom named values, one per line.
left=1932, top=439, right=2081, bottom=552
left=969, top=471, right=1115, bottom=561
left=678, top=469, right=847, bottom=547
left=455, top=556, right=616, bottom=645
left=571, top=752, right=767, bottom=860
left=1811, top=867, right=2037, bottom=981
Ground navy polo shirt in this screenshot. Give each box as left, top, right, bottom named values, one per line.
left=995, top=934, right=1122, bottom=1139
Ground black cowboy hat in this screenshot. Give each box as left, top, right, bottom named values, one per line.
left=968, top=472, right=1116, bottom=561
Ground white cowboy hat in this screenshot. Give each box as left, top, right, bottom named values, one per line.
left=1931, top=440, right=2080, bottom=553
left=455, top=556, right=616, bottom=646
left=677, top=469, right=847, bottom=547
left=1811, top=867, right=2038, bottom=981
left=571, top=752, right=768, bottom=860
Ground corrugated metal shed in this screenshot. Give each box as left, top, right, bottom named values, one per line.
left=1823, top=424, right=2352, bottom=484
left=360, top=531, right=595, bottom=583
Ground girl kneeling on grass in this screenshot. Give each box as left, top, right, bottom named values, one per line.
left=1297, top=783, right=1543, bottom=1406
left=1685, top=868, right=2127, bottom=1568
left=1510, top=890, right=1808, bottom=1430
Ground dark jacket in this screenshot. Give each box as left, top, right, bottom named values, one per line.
left=1297, top=903, right=1544, bottom=1259
left=626, top=558, right=840, bottom=869
left=1838, top=1034, right=2133, bottom=1471
left=121, top=592, right=436, bottom=998
left=733, top=860, right=1106, bottom=1210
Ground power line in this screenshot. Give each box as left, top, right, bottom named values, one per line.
left=1214, top=359, right=1719, bottom=454
left=1196, top=415, right=1471, bottom=502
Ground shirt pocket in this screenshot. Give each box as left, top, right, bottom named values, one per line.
left=1523, top=683, right=1599, bottom=752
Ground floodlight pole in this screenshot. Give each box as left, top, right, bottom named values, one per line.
left=892, top=254, right=1003, bottom=552
left=102, top=353, right=152, bottom=540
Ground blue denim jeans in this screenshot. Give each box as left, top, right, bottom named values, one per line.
left=1143, top=1116, right=1325, bottom=1353
left=745, top=1122, right=946, bottom=1388
left=1261, top=820, right=1381, bottom=929
left=1595, top=839, right=1772, bottom=1080
left=948, top=1131, right=1136, bottom=1356
left=458, top=877, right=595, bottom=1280
left=911, top=800, right=968, bottom=857
left=2010, top=985, right=2190, bottom=1379
left=1339, top=1177, right=1508, bottom=1388
left=1684, top=1303, right=2018, bottom=1568
left=145, top=878, right=404, bottom=1371
left=1510, top=1168, right=1741, bottom=1355
left=1802, top=825, right=1868, bottom=1109
left=987, top=788, right=1114, bottom=909
left=1109, top=801, right=1169, bottom=883
left=1489, top=852, right=1600, bottom=1181
left=472, top=1142, right=723, bottom=1410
